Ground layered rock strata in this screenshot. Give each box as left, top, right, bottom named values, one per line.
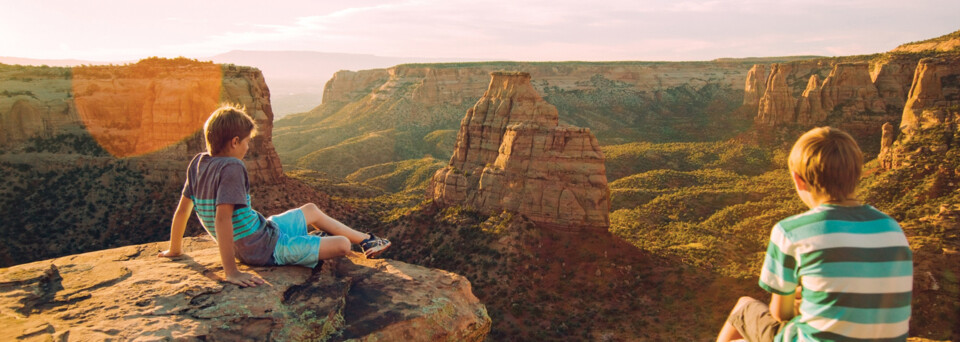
left=873, top=56, right=919, bottom=109
left=756, top=64, right=797, bottom=125
left=430, top=72, right=610, bottom=231
left=274, top=60, right=761, bottom=167
left=0, top=237, right=491, bottom=341
left=819, top=63, right=886, bottom=116
left=900, top=56, right=960, bottom=136
left=742, top=64, right=768, bottom=107
left=0, top=59, right=284, bottom=185
left=752, top=60, right=907, bottom=131
left=796, top=75, right=826, bottom=124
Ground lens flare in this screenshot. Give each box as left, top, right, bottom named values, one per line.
left=72, top=58, right=222, bottom=157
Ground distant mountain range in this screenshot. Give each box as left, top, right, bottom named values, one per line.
left=0, top=51, right=488, bottom=118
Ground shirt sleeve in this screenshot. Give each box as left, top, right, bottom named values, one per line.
left=215, top=163, right=249, bottom=209
left=181, top=154, right=199, bottom=198
left=758, top=223, right=798, bottom=295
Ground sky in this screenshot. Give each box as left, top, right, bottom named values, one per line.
left=2, top=0, right=959, bottom=62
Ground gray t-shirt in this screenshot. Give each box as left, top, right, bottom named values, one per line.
left=181, top=153, right=278, bottom=265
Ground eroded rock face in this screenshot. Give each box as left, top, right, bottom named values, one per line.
left=819, top=63, right=886, bottom=116
left=756, top=64, right=796, bottom=125
left=0, top=60, right=327, bottom=267
left=873, top=56, right=919, bottom=110
left=430, top=72, right=610, bottom=231
left=879, top=122, right=896, bottom=169
left=750, top=58, right=915, bottom=137
left=900, top=56, right=960, bottom=136
left=796, top=74, right=826, bottom=124
left=743, top=64, right=768, bottom=108
left=0, top=237, right=491, bottom=341
left=0, top=60, right=284, bottom=185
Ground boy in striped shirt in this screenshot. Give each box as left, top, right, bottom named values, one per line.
left=717, top=127, right=912, bottom=342
left=158, top=105, right=391, bottom=287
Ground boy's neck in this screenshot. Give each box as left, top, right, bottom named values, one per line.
left=810, top=193, right=861, bottom=207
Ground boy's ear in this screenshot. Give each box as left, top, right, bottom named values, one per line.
left=791, top=172, right=809, bottom=191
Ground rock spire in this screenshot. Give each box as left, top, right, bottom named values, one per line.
left=430, top=72, right=610, bottom=231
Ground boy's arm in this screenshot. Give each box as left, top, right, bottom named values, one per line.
left=769, top=292, right=797, bottom=322
left=214, top=203, right=265, bottom=288
left=159, top=195, right=193, bottom=257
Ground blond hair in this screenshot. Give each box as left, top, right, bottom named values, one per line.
left=203, top=104, right=257, bottom=155
left=788, top=127, right=863, bottom=201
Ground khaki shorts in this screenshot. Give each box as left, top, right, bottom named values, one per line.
left=726, top=297, right=782, bottom=342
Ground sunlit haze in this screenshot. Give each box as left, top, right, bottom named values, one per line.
left=3, top=0, right=959, bottom=62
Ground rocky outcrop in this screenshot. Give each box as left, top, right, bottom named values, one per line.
left=873, top=56, right=920, bottom=110
left=0, top=59, right=284, bottom=185
left=742, top=64, right=768, bottom=108
left=0, top=59, right=331, bottom=267
left=0, top=237, right=491, bottom=341
left=900, top=56, right=960, bottom=136
left=322, top=69, right=391, bottom=105
left=879, top=122, right=896, bottom=169
left=796, top=75, right=826, bottom=124
left=819, top=63, right=886, bottom=116
left=751, top=58, right=912, bottom=135
left=430, top=72, right=610, bottom=231
left=892, top=30, right=960, bottom=54
left=756, top=64, right=797, bottom=125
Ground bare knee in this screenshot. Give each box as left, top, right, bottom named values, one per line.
left=734, top=296, right=754, bottom=311
left=319, top=236, right=351, bottom=259
left=301, top=203, right=322, bottom=214
left=333, top=236, right=351, bottom=255
left=301, top=203, right=327, bottom=223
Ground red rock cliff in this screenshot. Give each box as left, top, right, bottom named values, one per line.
left=430, top=72, right=610, bottom=231
left=0, top=59, right=333, bottom=266
left=742, top=64, right=768, bottom=108
left=900, top=56, right=960, bottom=136
left=1, top=59, right=284, bottom=185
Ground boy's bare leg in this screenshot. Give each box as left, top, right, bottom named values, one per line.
left=317, top=236, right=352, bottom=260
left=717, top=297, right=749, bottom=342
left=300, top=203, right=368, bottom=244
left=717, top=321, right=743, bottom=342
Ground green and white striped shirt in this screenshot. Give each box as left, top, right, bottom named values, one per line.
left=759, top=204, right=912, bottom=342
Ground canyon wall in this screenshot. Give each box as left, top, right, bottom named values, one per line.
left=900, top=56, right=960, bottom=136
left=430, top=72, right=609, bottom=231
left=751, top=59, right=898, bottom=127
left=275, top=60, right=765, bottom=178
left=0, top=59, right=330, bottom=266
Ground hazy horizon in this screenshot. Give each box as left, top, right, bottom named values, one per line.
left=3, top=0, right=959, bottom=63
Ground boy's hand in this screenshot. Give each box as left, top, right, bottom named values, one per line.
left=225, top=271, right=266, bottom=288
left=158, top=250, right=182, bottom=258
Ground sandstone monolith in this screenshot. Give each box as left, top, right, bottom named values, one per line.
left=430, top=72, right=610, bottom=231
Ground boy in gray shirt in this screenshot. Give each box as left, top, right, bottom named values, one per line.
left=158, top=105, right=391, bottom=287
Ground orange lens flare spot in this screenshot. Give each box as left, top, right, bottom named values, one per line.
left=72, top=59, right=222, bottom=158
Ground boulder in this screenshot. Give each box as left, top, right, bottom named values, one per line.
left=0, top=237, right=491, bottom=341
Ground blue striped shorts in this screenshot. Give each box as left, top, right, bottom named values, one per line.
left=267, top=209, right=321, bottom=268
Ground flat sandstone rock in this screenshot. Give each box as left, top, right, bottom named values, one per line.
left=0, top=237, right=490, bottom=341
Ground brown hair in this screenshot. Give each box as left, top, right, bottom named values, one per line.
left=788, top=127, right=863, bottom=201
left=203, top=104, right=257, bottom=155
